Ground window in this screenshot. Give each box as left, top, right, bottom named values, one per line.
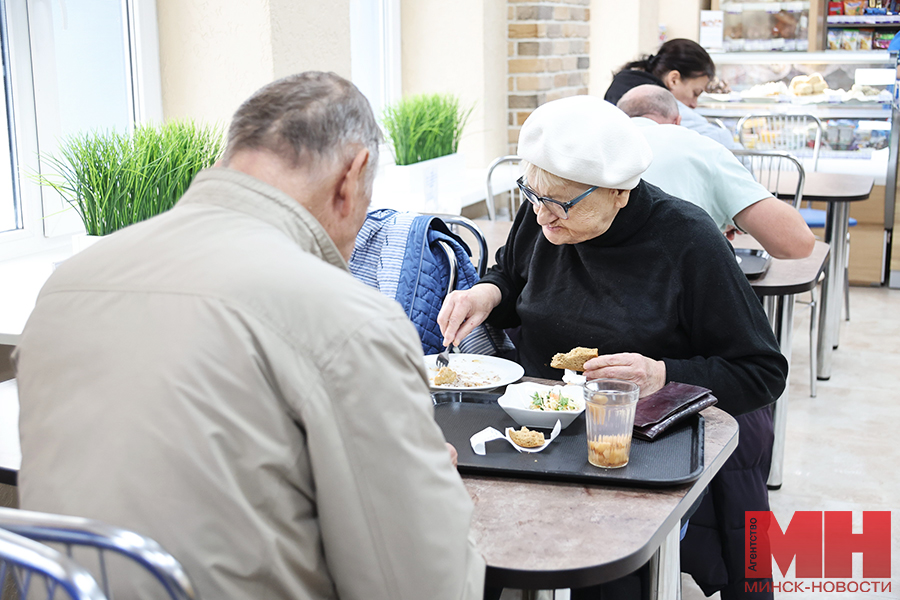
left=0, top=0, right=161, bottom=260
left=349, top=0, right=401, bottom=126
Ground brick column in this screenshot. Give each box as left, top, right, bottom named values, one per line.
left=508, top=1, right=591, bottom=154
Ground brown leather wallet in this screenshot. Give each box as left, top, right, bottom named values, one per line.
left=633, top=382, right=718, bottom=441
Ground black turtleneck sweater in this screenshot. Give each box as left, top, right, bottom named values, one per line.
left=479, top=180, right=787, bottom=417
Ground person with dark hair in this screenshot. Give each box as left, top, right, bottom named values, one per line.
left=605, top=39, right=739, bottom=148
left=14, top=71, right=485, bottom=600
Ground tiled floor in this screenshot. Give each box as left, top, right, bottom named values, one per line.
left=682, top=285, right=900, bottom=599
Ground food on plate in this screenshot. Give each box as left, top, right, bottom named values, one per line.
left=790, top=73, right=828, bottom=96
left=741, top=81, right=788, bottom=99
left=509, top=426, right=545, bottom=448
left=429, top=357, right=503, bottom=388
left=588, top=433, right=632, bottom=468
left=550, top=347, right=598, bottom=371
left=705, top=77, right=731, bottom=95
left=851, top=83, right=881, bottom=96
left=529, top=386, right=578, bottom=412
left=434, top=366, right=458, bottom=386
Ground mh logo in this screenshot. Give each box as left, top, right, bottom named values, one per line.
left=745, top=511, right=891, bottom=579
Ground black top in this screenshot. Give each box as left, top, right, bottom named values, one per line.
left=604, top=70, right=667, bottom=105
left=479, top=181, right=788, bottom=417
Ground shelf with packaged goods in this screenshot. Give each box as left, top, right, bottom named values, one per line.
left=707, top=50, right=895, bottom=63
left=827, top=15, right=900, bottom=27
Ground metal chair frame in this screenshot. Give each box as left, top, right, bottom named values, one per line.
left=737, top=114, right=852, bottom=326
left=485, top=155, right=522, bottom=221
left=736, top=113, right=825, bottom=171
left=0, top=507, right=198, bottom=600
left=0, top=525, right=106, bottom=600
left=731, top=149, right=819, bottom=397
left=428, top=214, right=489, bottom=278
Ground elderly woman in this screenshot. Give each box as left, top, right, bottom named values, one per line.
left=438, top=96, right=786, bottom=600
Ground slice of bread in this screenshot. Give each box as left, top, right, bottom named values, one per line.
left=550, top=347, right=598, bottom=371
left=509, top=426, right=545, bottom=448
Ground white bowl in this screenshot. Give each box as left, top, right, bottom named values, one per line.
left=497, top=382, right=585, bottom=430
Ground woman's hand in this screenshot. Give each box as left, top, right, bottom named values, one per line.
left=583, top=352, right=666, bottom=397
left=437, top=284, right=503, bottom=347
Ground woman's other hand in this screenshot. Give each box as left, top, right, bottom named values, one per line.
left=583, top=352, right=666, bottom=397
left=437, top=284, right=503, bottom=347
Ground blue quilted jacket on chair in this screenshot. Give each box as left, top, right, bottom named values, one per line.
left=349, top=208, right=507, bottom=356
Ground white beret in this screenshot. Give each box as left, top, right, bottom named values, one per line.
left=518, top=95, right=653, bottom=190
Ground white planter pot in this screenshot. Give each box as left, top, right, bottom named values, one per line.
left=376, top=153, right=466, bottom=214
left=71, top=233, right=103, bottom=255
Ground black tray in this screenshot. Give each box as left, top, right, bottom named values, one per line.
left=433, top=392, right=704, bottom=488
left=735, top=247, right=772, bottom=280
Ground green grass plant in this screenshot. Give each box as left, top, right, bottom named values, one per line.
left=381, top=93, right=473, bottom=166
left=34, top=120, right=224, bottom=236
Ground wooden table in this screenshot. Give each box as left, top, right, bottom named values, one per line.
left=732, top=237, right=830, bottom=489
left=768, top=171, right=874, bottom=381
left=465, top=405, right=738, bottom=598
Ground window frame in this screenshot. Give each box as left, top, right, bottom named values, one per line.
left=0, top=0, right=162, bottom=261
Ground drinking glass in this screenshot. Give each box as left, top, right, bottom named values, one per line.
left=583, top=379, right=640, bottom=469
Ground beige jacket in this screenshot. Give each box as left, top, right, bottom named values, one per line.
left=14, top=168, right=485, bottom=600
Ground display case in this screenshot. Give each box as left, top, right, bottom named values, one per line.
left=697, top=51, right=900, bottom=284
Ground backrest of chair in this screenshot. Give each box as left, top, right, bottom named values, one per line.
left=0, top=526, right=106, bottom=600
left=431, top=214, right=489, bottom=278
left=0, top=508, right=198, bottom=600
left=731, top=149, right=806, bottom=210
left=736, top=114, right=824, bottom=171
left=485, top=155, right=522, bottom=220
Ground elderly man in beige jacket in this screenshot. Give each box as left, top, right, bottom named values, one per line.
left=13, top=72, right=485, bottom=600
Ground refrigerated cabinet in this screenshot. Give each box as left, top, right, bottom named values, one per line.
left=697, top=51, right=900, bottom=285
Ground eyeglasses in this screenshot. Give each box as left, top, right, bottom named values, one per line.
left=516, top=176, right=598, bottom=220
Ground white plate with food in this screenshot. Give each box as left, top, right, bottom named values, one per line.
left=424, top=354, right=525, bottom=391
left=497, top=382, right=585, bottom=430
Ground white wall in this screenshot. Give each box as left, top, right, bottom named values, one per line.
left=589, top=0, right=660, bottom=98
left=156, top=0, right=351, bottom=125
left=399, top=0, right=507, bottom=168
left=659, top=0, right=706, bottom=42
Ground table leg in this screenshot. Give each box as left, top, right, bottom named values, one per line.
left=649, top=522, right=682, bottom=600
left=763, top=294, right=794, bottom=490
left=817, top=202, right=849, bottom=380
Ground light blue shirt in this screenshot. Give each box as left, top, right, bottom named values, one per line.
left=633, top=117, right=770, bottom=231
left=677, top=100, right=743, bottom=150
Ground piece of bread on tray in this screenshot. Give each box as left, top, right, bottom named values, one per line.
left=508, top=427, right=545, bottom=448
left=550, top=346, right=598, bottom=371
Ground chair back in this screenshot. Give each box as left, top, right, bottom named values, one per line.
left=429, top=214, right=489, bottom=278
left=0, top=507, right=198, bottom=600
left=485, top=155, right=522, bottom=220
left=736, top=113, right=824, bottom=171
left=731, top=149, right=806, bottom=210
left=0, top=525, right=106, bottom=600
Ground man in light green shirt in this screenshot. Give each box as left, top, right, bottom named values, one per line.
left=619, top=85, right=815, bottom=259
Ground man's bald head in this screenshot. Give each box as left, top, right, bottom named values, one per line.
left=617, top=85, right=680, bottom=125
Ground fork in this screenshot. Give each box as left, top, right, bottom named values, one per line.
left=436, top=344, right=453, bottom=368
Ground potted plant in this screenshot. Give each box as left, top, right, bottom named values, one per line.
left=380, top=93, right=473, bottom=212
left=34, top=120, right=224, bottom=251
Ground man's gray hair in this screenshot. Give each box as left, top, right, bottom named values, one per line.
left=617, top=85, right=680, bottom=121
left=223, top=71, right=382, bottom=189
